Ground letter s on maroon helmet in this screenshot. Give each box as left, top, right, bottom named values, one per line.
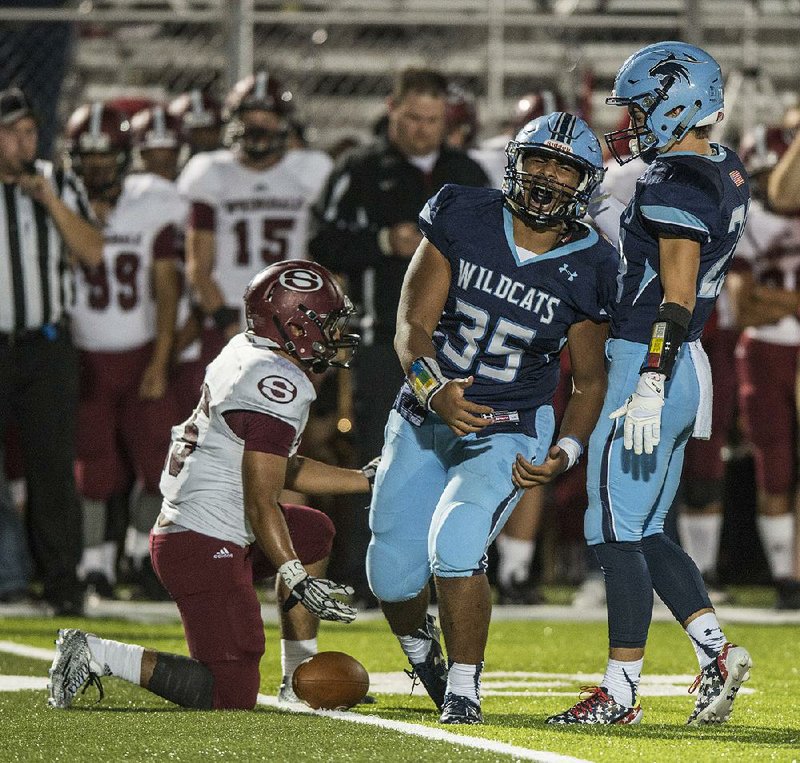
left=244, top=260, right=359, bottom=373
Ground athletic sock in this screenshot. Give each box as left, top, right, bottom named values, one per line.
left=86, top=635, right=144, bottom=684
left=757, top=514, right=794, bottom=580
left=281, top=638, right=317, bottom=681
left=685, top=612, right=726, bottom=669
left=496, top=535, right=535, bottom=587
left=677, top=513, right=722, bottom=576
left=446, top=662, right=482, bottom=703
left=398, top=633, right=432, bottom=666
left=602, top=658, right=642, bottom=708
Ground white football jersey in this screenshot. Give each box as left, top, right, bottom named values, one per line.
left=177, top=148, right=333, bottom=326
left=71, top=173, right=186, bottom=351
left=735, top=199, right=800, bottom=345
left=160, top=333, right=315, bottom=546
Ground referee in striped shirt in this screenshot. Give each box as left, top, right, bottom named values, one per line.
left=0, top=87, right=103, bottom=615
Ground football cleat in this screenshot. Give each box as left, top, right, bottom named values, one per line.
left=277, top=676, right=302, bottom=704
left=496, top=578, right=545, bottom=606
left=47, top=629, right=106, bottom=709
left=439, top=692, right=483, bottom=725
left=404, top=613, right=448, bottom=710
left=546, top=686, right=643, bottom=725
left=687, top=642, right=752, bottom=725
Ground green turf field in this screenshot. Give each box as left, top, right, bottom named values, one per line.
left=0, top=614, right=797, bottom=762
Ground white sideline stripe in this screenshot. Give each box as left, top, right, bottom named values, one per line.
left=0, top=641, right=56, bottom=661
left=0, top=676, right=49, bottom=691
left=256, top=695, right=592, bottom=763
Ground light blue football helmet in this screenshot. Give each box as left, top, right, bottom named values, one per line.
left=605, top=41, right=724, bottom=165
left=503, top=111, right=605, bottom=225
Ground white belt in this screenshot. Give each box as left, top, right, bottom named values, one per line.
left=687, top=339, right=713, bottom=439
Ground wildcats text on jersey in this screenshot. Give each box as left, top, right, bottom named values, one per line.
left=456, top=258, right=560, bottom=324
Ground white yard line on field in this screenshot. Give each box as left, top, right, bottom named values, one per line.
left=257, top=694, right=593, bottom=763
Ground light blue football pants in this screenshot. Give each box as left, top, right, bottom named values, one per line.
left=367, top=407, right=553, bottom=603
left=584, top=338, right=701, bottom=546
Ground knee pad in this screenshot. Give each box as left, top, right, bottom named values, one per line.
left=149, top=652, right=214, bottom=709
left=366, top=537, right=430, bottom=603
left=282, top=503, right=336, bottom=566
left=641, top=532, right=712, bottom=624
left=593, top=541, right=652, bottom=649
left=430, top=502, right=491, bottom=578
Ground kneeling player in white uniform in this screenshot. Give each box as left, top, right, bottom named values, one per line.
left=48, top=261, right=375, bottom=711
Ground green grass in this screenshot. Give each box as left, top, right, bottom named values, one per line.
left=0, top=615, right=797, bottom=762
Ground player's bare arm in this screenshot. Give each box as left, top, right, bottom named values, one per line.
left=285, top=454, right=372, bottom=495
left=242, top=450, right=299, bottom=568
left=513, top=319, right=608, bottom=488
left=658, top=235, right=700, bottom=312
left=140, top=255, right=180, bottom=400
left=395, top=237, right=492, bottom=436
left=767, top=130, right=800, bottom=214
left=726, top=270, right=800, bottom=328
left=18, top=173, right=104, bottom=267
left=186, top=227, right=233, bottom=334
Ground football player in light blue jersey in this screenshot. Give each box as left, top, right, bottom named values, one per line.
left=366, top=112, right=619, bottom=724
left=548, top=42, right=753, bottom=728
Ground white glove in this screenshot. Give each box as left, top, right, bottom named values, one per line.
left=609, top=372, right=665, bottom=455
left=278, top=559, right=357, bottom=623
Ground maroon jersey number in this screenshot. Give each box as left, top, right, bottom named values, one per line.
left=233, top=217, right=295, bottom=266
left=168, top=383, right=211, bottom=477
left=81, top=252, right=141, bottom=311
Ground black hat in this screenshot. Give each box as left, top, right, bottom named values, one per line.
left=0, top=87, right=32, bottom=126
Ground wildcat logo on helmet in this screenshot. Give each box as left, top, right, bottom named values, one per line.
left=278, top=269, right=324, bottom=292
left=648, top=53, right=703, bottom=84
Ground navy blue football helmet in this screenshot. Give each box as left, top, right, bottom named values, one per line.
left=605, top=41, right=724, bottom=165
left=504, top=111, right=605, bottom=226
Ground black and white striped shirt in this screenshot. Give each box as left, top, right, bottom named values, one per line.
left=0, top=160, right=91, bottom=333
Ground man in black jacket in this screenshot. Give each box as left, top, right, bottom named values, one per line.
left=309, top=67, right=489, bottom=602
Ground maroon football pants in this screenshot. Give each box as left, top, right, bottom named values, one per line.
left=150, top=503, right=335, bottom=709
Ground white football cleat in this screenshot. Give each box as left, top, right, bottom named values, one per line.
left=47, top=629, right=105, bottom=709
left=687, top=642, right=752, bottom=725
left=277, top=675, right=303, bottom=704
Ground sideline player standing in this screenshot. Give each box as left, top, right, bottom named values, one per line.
left=179, top=71, right=332, bottom=356
left=367, top=112, right=617, bottom=724
left=65, top=102, right=183, bottom=597
left=548, top=41, right=753, bottom=727
left=48, top=261, right=372, bottom=711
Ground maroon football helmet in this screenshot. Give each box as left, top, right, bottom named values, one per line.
left=445, top=85, right=479, bottom=149
left=223, top=72, right=294, bottom=159
left=740, top=125, right=795, bottom=178
left=130, top=104, right=181, bottom=150
left=168, top=89, right=223, bottom=154
left=511, top=91, right=565, bottom=134
left=244, top=260, right=359, bottom=373
left=224, top=71, right=294, bottom=120
left=65, top=102, right=131, bottom=200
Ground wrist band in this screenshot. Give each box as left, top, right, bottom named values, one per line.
left=556, top=436, right=583, bottom=471
left=640, top=302, right=692, bottom=379
left=408, top=356, right=447, bottom=410
left=278, top=559, right=306, bottom=590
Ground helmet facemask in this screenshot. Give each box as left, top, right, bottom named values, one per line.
left=504, top=145, right=596, bottom=226
left=226, top=109, right=289, bottom=161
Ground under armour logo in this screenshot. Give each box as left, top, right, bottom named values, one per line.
left=559, top=263, right=578, bottom=281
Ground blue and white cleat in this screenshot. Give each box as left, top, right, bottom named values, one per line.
left=687, top=643, right=752, bottom=725
left=404, top=613, right=448, bottom=710
left=439, top=692, right=483, bottom=725
left=546, top=686, right=643, bottom=725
